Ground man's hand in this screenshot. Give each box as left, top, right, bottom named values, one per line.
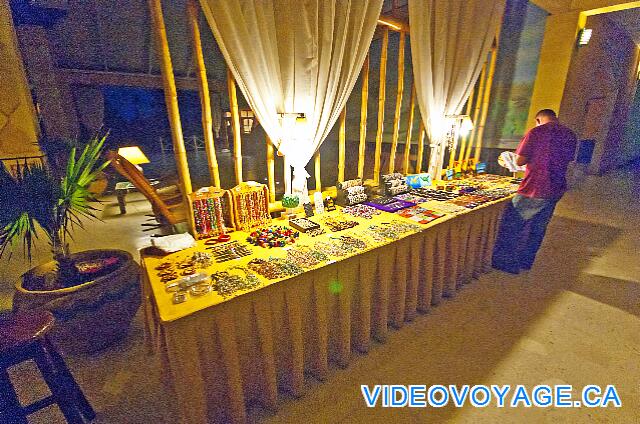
left=516, top=155, right=528, bottom=166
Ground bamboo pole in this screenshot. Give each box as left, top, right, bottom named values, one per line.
left=457, top=81, right=476, bottom=164
left=148, top=0, right=192, bottom=195
left=403, top=84, right=416, bottom=174
left=474, top=43, right=499, bottom=161
left=266, top=137, right=276, bottom=203
left=227, top=68, right=243, bottom=184
left=464, top=63, right=487, bottom=162
left=415, top=121, right=426, bottom=173
left=314, top=151, right=321, bottom=192
left=388, top=31, right=405, bottom=174
left=187, top=0, right=220, bottom=188
left=357, top=54, right=370, bottom=179
left=338, top=107, right=346, bottom=182
left=373, top=27, right=389, bottom=183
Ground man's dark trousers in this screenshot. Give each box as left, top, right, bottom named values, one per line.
left=492, top=194, right=558, bottom=274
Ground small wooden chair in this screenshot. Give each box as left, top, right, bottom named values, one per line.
left=0, top=310, right=95, bottom=424
left=107, top=151, right=187, bottom=228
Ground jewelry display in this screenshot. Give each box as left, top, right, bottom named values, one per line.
left=289, top=217, right=321, bottom=233
left=341, top=204, right=381, bottom=219
left=189, top=283, right=211, bottom=297
left=337, top=178, right=363, bottom=190
left=396, top=206, right=446, bottom=224
left=337, top=179, right=368, bottom=206
left=188, top=187, right=232, bottom=239
left=336, top=234, right=369, bottom=250
left=247, top=258, right=285, bottom=279
left=286, top=245, right=328, bottom=268
left=178, top=272, right=209, bottom=289
left=363, top=197, right=414, bottom=213
left=269, top=257, right=304, bottom=276
left=192, top=251, right=213, bottom=268
left=153, top=174, right=516, bottom=309
left=173, top=291, right=188, bottom=304
left=313, top=240, right=352, bottom=257
left=385, top=221, right=423, bottom=234
left=247, top=226, right=299, bottom=248
left=306, top=227, right=326, bottom=237
left=410, top=188, right=459, bottom=201
left=230, top=182, right=271, bottom=231
left=422, top=201, right=467, bottom=214
left=365, top=224, right=401, bottom=240
left=164, top=280, right=182, bottom=292
left=381, top=172, right=404, bottom=182
left=393, top=193, right=429, bottom=204
left=246, top=257, right=303, bottom=279
left=321, top=217, right=359, bottom=232
left=381, top=173, right=409, bottom=196
left=206, top=240, right=253, bottom=262
left=211, top=267, right=262, bottom=299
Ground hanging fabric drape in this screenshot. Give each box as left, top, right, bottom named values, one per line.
left=409, top=0, right=505, bottom=179
left=198, top=0, right=383, bottom=195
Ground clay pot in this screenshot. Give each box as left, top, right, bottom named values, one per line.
left=13, top=249, right=140, bottom=354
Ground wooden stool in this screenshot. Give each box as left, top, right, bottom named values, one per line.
left=0, top=310, right=96, bottom=424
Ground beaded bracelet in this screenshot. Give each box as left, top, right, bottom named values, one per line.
left=342, top=204, right=381, bottom=219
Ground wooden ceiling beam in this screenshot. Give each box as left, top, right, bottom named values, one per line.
left=56, top=68, right=225, bottom=92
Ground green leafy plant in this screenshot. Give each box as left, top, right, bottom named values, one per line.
left=0, top=135, right=110, bottom=285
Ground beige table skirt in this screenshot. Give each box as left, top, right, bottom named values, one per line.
left=142, top=200, right=506, bottom=423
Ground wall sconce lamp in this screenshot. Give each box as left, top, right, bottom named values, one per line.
left=444, top=114, right=474, bottom=150
left=578, top=28, right=593, bottom=46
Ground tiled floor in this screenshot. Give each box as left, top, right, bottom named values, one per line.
left=1, top=166, right=639, bottom=423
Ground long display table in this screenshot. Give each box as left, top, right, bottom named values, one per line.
left=141, top=186, right=511, bottom=423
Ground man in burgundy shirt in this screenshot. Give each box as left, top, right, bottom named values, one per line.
left=492, top=109, right=577, bottom=274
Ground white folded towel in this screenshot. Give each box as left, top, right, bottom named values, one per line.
left=152, top=233, right=196, bottom=253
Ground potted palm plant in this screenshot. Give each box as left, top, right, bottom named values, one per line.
left=0, top=135, right=141, bottom=353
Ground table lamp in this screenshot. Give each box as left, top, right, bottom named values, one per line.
left=118, top=146, right=150, bottom=172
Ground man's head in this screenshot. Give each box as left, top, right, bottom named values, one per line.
left=535, top=109, right=557, bottom=126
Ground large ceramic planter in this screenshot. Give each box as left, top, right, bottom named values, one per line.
left=13, top=249, right=141, bottom=354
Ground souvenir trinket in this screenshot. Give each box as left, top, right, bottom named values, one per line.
left=289, top=217, right=321, bottom=233
left=396, top=206, right=445, bottom=224
left=342, top=204, right=381, bottom=219
left=314, top=192, right=325, bottom=214
left=324, top=196, right=337, bottom=211
left=247, top=258, right=284, bottom=279
left=303, top=202, right=314, bottom=217
left=246, top=226, right=299, bottom=248
left=210, top=267, right=261, bottom=298
left=206, top=240, right=253, bottom=262
left=322, top=217, right=359, bottom=232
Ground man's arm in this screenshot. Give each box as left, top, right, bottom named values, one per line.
left=515, top=130, right=534, bottom=166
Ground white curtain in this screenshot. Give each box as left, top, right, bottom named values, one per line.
left=198, top=0, right=383, bottom=195
left=409, top=0, right=505, bottom=178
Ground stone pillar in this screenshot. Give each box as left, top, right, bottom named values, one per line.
left=526, top=11, right=586, bottom=127
left=15, top=24, right=78, bottom=141
left=0, top=0, right=40, bottom=160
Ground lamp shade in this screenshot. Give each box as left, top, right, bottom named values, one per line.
left=118, top=146, right=150, bottom=165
